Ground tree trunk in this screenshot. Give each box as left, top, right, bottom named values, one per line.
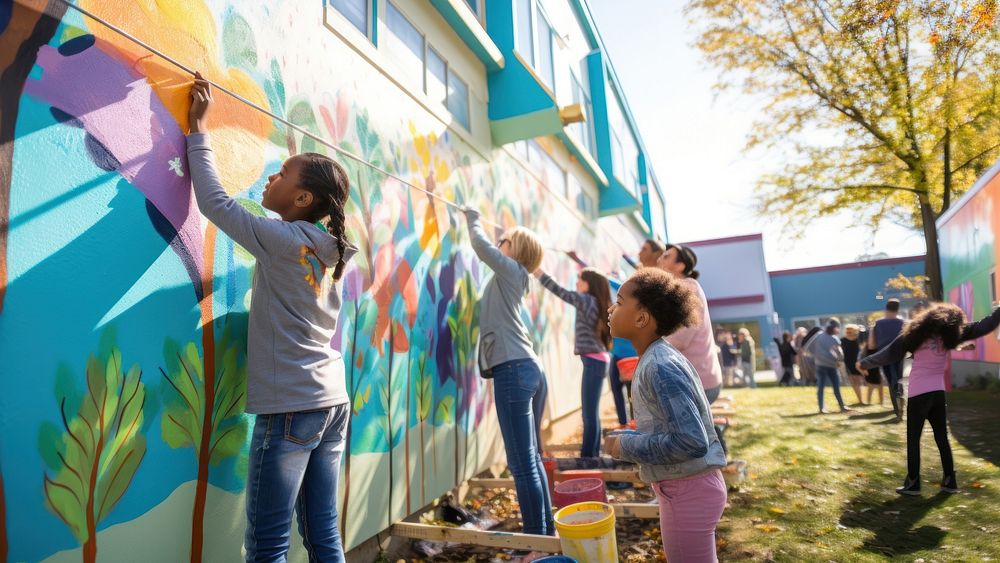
left=404, top=347, right=411, bottom=514
left=943, top=128, right=952, bottom=213
left=191, top=223, right=218, bottom=563
left=919, top=195, right=944, bottom=301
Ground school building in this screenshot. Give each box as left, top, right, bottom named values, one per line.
left=679, top=234, right=927, bottom=367
left=0, top=0, right=666, bottom=560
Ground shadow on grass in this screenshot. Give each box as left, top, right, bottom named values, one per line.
left=780, top=412, right=823, bottom=419
left=848, top=411, right=897, bottom=421
left=840, top=492, right=949, bottom=557
left=948, top=390, right=1000, bottom=468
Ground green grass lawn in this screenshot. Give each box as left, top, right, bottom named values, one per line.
left=719, top=385, right=1000, bottom=562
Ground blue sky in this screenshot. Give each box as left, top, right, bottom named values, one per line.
left=590, top=1, right=928, bottom=271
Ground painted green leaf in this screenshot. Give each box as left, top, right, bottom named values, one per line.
left=209, top=423, right=248, bottom=466
left=435, top=396, right=454, bottom=425
left=223, top=11, right=258, bottom=69
left=95, top=435, right=146, bottom=522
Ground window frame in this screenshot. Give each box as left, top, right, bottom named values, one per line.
left=382, top=1, right=473, bottom=133
left=328, top=0, right=374, bottom=40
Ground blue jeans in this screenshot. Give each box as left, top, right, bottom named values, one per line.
left=492, top=358, right=554, bottom=535
left=816, top=366, right=845, bottom=412
left=245, top=404, right=349, bottom=562
left=580, top=357, right=608, bottom=458
left=608, top=355, right=629, bottom=425
left=883, top=361, right=904, bottom=418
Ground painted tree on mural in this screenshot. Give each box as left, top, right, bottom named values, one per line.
left=688, top=0, right=1000, bottom=299
left=159, top=314, right=249, bottom=490
left=38, top=334, right=149, bottom=563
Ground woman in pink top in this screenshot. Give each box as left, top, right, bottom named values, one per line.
left=860, top=303, right=1000, bottom=496
left=658, top=244, right=724, bottom=403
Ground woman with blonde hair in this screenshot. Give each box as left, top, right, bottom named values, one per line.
left=463, top=208, right=553, bottom=537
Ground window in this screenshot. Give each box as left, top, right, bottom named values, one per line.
left=447, top=71, right=470, bottom=130
left=385, top=2, right=424, bottom=87
left=568, top=174, right=596, bottom=219
left=649, top=186, right=667, bottom=241
left=515, top=0, right=556, bottom=94
left=330, top=0, right=369, bottom=35
left=569, top=72, right=594, bottom=155
left=464, top=0, right=482, bottom=20
left=516, top=0, right=534, bottom=66
left=534, top=7, right=555, bottom=91
left=426, top=47, right=448, bottom=107
left=383, top=3, right=472, bottom=132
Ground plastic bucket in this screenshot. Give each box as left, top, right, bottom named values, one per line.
left=543, top=458, right=558, bottom=499
left=554, top=502, right=618, bottom=563
left=616, top=357, right=639, bottom=382
left=533, top=557, right=577, bottom=563
left=552, top=477, right=607, bottom=509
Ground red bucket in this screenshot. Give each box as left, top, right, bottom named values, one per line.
left=616, top=356, right=639, bottom=382
left=552, top=477, right=607, bottom=509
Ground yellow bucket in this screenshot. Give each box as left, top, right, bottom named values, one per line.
left=553, top=502, right=618, bottom=563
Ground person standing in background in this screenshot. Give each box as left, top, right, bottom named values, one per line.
left=719, top=331, right=740, bottom=387
left=637, top=239, right=665, bottom=269
left=774, top=332, right=797, bottom=386
left=840, top=325, right=866, bottom=405
left=737, top=328, right=757, bottom=389
left=870, top=299, right=906, bottom=422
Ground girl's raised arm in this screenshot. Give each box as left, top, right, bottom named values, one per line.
left=463, top=208, right=523, bottom=281
left=536, top=272, right=586, bottom=309
left=960, top=307, right=1000, bottom=341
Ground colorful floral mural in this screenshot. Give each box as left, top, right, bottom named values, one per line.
left=939, top=162, right=1000, bottom=364
left=0, top=1, right=639, bottom=561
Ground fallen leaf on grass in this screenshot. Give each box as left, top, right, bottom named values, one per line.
left=769, top=507, right=787, bottom=515
left=816, top=541, right=830, bottom=549
left=855, top=472, right=866, bottom=477
left=754, top=523, right=784, bottom=533
left=972, top=482, right=985, bottom=489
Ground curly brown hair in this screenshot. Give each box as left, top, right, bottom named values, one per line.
left=900, top=302, right=966, bottom=353
left=627, top=268, right=701, bottom=337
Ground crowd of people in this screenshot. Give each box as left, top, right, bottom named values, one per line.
left=184, top=74, right=997, bottom=563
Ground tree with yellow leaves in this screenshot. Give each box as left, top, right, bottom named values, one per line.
left=688, top=0, right=999, bottom=299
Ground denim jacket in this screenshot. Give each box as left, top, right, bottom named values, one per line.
left=619, top=339, right=726, bottom=482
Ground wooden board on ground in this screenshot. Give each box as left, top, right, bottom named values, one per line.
left=468, top=468, right=642, bottom=490
left=711, top=408, right=737, bottom=417
left=613, top=503, right=660, bottom=519
left=391, top=522, right=563, bottom=553
left=546, top=443, right=583, bottom=452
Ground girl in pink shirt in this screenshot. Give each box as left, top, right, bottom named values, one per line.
left=860, top=303, right=1000, bottom=495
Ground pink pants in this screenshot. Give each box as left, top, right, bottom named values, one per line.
left=653, top=469, right=727, bottom=562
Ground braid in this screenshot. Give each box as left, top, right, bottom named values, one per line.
left=327, top=203, right=348, bottom=282
left=298, top=152, right=351, bottom=283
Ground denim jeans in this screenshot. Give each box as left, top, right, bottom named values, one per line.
left=492, top=358, right=554, bottom=535
left=580, top=357, right=608, bottom=458
left=704, top=384, right=722, bottom=405
left=245, top=403, right=350, bottom=562
left=608, top=355, right=629, bottom=426
left=816, top=366, right=845, bottom=412
left=741, top=361, right=756, bottom=388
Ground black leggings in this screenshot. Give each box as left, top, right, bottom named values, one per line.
left=906, top=391, right=954, bottom=480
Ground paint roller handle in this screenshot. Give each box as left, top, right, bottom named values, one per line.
left=188, top=71, right=214, bottom=134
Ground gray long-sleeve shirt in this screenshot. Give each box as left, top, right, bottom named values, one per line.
left=806, top=331, right=844, bottom=368
left=187, top=133, right=357, bottom=414
left=464, top=209, right=537, bottom=372
left=538, top=273, right=607, bottom=355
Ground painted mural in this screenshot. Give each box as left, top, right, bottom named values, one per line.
left=0, top=1, right=638, bottom=561
left=939, top=161, right=1000, bottom=364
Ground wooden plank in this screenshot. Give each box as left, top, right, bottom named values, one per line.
left=391, top=522, right=563, bottom=552
left=556, top=469, right=640, bottom=482
left=711, top=408, right=738, bottom=417
left=467, top=478, right=515, bottom=489
left=613, top=503, right=660, bottom=519
left=546, top=443, right=583, bottom=452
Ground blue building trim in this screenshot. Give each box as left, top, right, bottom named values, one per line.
left=428, top=0, right=504, bottom=71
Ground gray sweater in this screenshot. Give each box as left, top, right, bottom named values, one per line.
left=187, top=133, right=357, bottom=414
left=806, top=331, right=844, bottom=368
left=619, top=339, right=726, bottom=482
left=464, top=209, right=537, bottom=372
left=538, top=274, right=607, bottom=355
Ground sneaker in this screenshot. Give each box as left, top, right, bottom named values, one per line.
left=896, top=476, right=921, bottom=496
left=840, top=407, right=854, bottom=413
left=941, top=473, right=959, bottom=493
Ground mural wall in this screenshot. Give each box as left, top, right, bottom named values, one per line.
left=0, top=1, right=639, bottom=561
left=939, top=161, right=1000, bottom=365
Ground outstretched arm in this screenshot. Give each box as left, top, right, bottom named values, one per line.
left=859, top=335, right=906, bottom=370
left=463, top=208, right=524, bottom=281
left=537, top=273, right=586, bottom=309
left=960, top=307, right=1000, bottom=341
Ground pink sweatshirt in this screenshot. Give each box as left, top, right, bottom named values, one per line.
left=907, top=338, right=949, bottom=398
left=666, top=278, right=724, bottom=391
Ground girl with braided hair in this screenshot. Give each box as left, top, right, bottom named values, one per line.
left=188, top=74, right=357, bottom=561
